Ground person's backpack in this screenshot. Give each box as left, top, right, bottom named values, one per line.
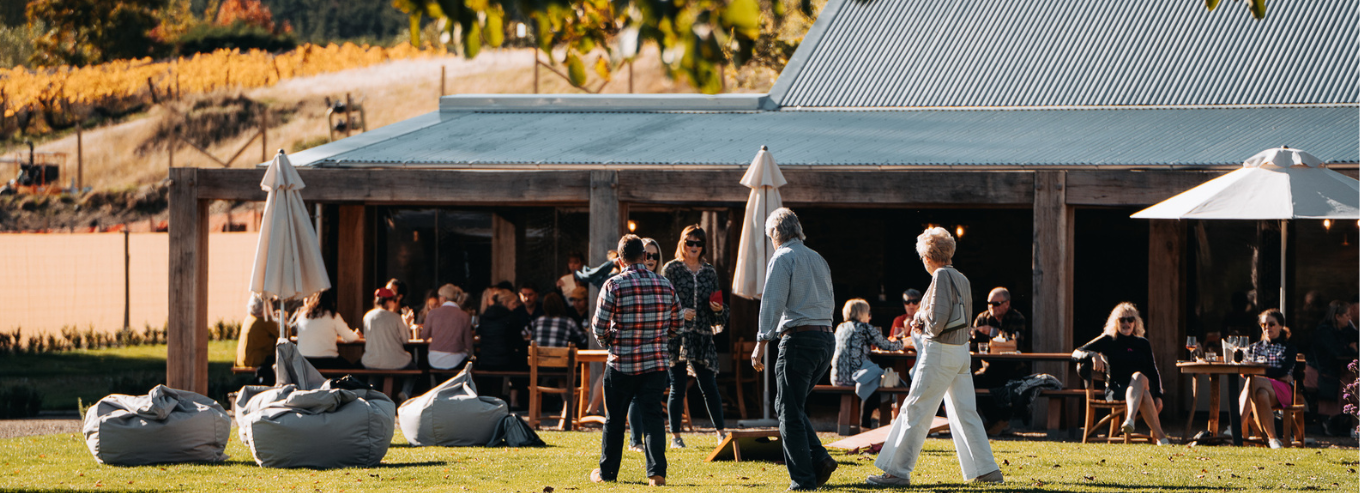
left=486, top=414, right=545, bottom=447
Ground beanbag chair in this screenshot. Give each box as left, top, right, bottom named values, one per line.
left=398, top=364, right=509, bottom=446
left=235, top=379, right=395, bottom=468
left=83, top=385, right=230, bottom=466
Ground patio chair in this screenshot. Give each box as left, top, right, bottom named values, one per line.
left=1080, top=367, right=1149, bottom=443
left=729, top=338, right=761, bottom=419
left=1240, top=376, right=1305, bottom=447
left=527, top=341, right=577, bottom=431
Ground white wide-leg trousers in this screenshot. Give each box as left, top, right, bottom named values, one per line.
left=875, top=340, right=999, bottom=480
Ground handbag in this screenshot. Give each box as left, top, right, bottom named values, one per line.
left=940, top=269, right=970, bottom=334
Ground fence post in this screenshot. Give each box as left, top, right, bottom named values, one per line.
left=441, top=66, right=446, bottom=97
left=123, top=229, right=130, bottom=330
left=344, top=93, right=354, bottom=137
left=76, top=122, right=83, bottom=191
left=261, top=109, right=268, bottom=163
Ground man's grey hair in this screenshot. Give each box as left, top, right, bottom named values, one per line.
left=764, top=207, right=806, bottom=244
left=989, top=287, right=1011, bottom=301
left=247, top=294, right=265, bottom=318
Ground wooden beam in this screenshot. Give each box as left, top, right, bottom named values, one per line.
left=1031, top=171, right=1074, bottom=376
left=1148, top=220, right=1187, bottom=417
left=167, top=168, right=210, bottom=394
left=1065, top=170, right=1227, bottom=206
left=589, top=170, right=622, bottom=265
left=617, top=170, right=1035, bottom=205
left=195, top=168, right=592, bottom=203
left=336, top=205, right=368, bottom=327
left=491, top=213, right=516, bottom=285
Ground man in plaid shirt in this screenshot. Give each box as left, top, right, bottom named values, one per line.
left=590, top=234, right=680, bottom=486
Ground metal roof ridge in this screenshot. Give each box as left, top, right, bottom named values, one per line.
left=776, top=103, right=1360, bottom=112
left=766, top=0, right=847, bottom=108
left=440, top=93, right=769, bottom=112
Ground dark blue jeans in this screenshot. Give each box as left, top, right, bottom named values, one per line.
left=667, top=362, right=726, bottom=433
left=599, top=367, right=668, bottom=480
left=629, top=371, right=671, bottom=447
left=775, top=331, right=835, bottom=490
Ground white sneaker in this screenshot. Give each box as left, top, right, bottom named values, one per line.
left=1156, top=438, right=1171, bottom=446
left=1268, top=438, right=1283, bottom=449
left=1121, top=418, right=1136, bottom=434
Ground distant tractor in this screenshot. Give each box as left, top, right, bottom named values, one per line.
left=0, top=142, right=67, bottom=196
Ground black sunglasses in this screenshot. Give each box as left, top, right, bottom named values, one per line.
left=1119, top=316, right=1137, bottom=324
left=1259, top=321, right=1279, bottom=328
left=646, top=253, right=661, bottom=260
left=903, top=298, right=921, bottom=305
left=987, top=301, right=1006, bottom=307
left=685, top=240, right=705, bottom=247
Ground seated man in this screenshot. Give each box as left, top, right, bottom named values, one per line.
left=971, top=287, right=1029, bottom=389
left=235, top=294, right=279, bottom=385
left=889, top=289, right=922, bottom=340
left=421, top=284, right=474, bottom=370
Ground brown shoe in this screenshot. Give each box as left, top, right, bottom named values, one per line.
left=816, top=458, right=838, bottom=487
left=648, top=475, right=666, bottom=486
left=589, top=469, right=607, bottom=483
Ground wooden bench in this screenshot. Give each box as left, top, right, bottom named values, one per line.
left=230, top=366, right=422, bottom=400
left=813, top=385, right=1086, bottom=436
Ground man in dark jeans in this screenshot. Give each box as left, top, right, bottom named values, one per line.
left=751, top=208, right=838, bottom=491
left=590, top=234, right=681, bottom=487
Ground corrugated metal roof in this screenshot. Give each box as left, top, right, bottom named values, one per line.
left=771, top=0, right=1357, bottom=108
left=302, top=106, right=1358, bottom=168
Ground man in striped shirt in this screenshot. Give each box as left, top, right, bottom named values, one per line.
left=590, top=234, right=681, bottom=487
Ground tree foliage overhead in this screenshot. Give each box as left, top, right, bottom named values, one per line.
left=393, top=0, right=815, bottom=94
left=26, top=0, right=171, bottom=67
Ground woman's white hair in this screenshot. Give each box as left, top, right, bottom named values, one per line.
left=915, top=227, right=956, bottom=264
left=247, top=294, right=265, bottom=318
left=765, top=207, right=805, bottom=244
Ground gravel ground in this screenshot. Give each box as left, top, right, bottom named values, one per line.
left=0, top=418, right=82, bottom=440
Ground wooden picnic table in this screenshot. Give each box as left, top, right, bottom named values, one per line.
left=1177, top=361, right=1267, bottom=446
left=575, top=349, right=609, bottom=426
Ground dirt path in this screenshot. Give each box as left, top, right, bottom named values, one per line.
left=0, top=418, right=81, bottom=440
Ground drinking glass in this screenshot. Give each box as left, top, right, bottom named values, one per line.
left=1185, top=336, right=1199, bottom=361
left=978, top=342, right=990, bottom=354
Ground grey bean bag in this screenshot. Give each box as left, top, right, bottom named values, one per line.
left=83, top=385, right=230, bottom=466
left=235, top=379, right=396, bottom=468
left=398, top=364, right=508, bottom=446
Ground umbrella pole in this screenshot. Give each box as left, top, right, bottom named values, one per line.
left=1279, top=219, right=1287, bottom=317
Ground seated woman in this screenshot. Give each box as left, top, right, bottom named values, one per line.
left=1072, top=302, right=1170, bottom=445
left=477, top=288, right=530, bottom=371
left=235, top=294, right=279, bottom=385
left=1306, top=299, right=1358, bottom=436
left=831, top=298, right=905, bottom=429
left=526, top=292, right=586, bottom=348
left=1242, top=308, right=1297, bottom=449
left=295, top=288, right=360, bottom=369
left=362, top=288, right=415, bottom=399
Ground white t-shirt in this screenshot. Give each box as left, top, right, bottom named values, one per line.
left=295, top=312, right=359, bottom=358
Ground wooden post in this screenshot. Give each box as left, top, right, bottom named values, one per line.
left=344, top=93, right=354, bottom=137
left=628, top=60, right=634, bottom=93
left=491, top=213, right=516, bottom=285
left=261, top=110, right=268, bottom=164
left=533, top=47, right=540, bottom=94
left=168, top=118, right=176, bottom=171
left=337, top=205, right=369, bottom=327
left=123, top=229, right=130, bottom=330
left=1148, top=220, right=1187, bottom=418
left=76, top=122, right=83, bottom=190
left=441, top=66, right=446, bottom=97
left=586, top=170, right=621, bottom=404
left=167, top=168, right=210, bottom=393
left=1032, top=170, right=1074, bottom=429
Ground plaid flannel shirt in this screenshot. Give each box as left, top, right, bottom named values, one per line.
left=592, top=263, right=680, bottom=375
left=524, top=316, right=586, bottom=348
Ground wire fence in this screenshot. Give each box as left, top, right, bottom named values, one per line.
left=0, top=232, right=258, bottom=337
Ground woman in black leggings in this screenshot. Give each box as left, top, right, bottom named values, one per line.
left=661, top=225, right=728, bottom=448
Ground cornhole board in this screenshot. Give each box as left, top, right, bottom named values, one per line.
left=705, top=429, right=784, bottom=462
left=826, top=417, right=951, bottom=452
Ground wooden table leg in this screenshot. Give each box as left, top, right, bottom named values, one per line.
left=577, top=363, right=591, bottom=424
left=1183, top=374, right=1200, bottom=440
left=1208, top=374, right=1221, bottom=435
left=1227, top=373, right=1244, bottom=446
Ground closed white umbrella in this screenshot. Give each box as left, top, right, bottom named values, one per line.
left=1132, top=147, right=1360, bottom=314
left=733, top=145, right=787, bottom=425
left=249, top=150, right=331, bottom=338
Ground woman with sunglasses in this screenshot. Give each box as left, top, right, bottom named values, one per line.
left=661, top=225, right=729, bottom=447
left=1071, top=302, right=1171, bottom=445
left=1241, top=309, right=1296, bottom=449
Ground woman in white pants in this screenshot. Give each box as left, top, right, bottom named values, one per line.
left=868, top=227, right=1003, bottom=487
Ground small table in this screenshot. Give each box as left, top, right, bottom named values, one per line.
left=575, top=349, right=609, bottom=426
left=1177, top=361, right=1267, bottom=446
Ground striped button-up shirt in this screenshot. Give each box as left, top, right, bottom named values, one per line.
left=757, top=239, right=835, bottom=342
left=592, top=263, right=680, bottom=374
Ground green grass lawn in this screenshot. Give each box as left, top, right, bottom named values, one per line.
left=0, top=430, right=1355, bottom=492
left=0, top=341, right=244, bottom=412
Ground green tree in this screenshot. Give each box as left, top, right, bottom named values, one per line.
left=26, top=0, right=169, bottom=66
left=393, top=0, right=813, bottom=94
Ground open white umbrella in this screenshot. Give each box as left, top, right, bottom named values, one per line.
left=1132, top=147, right=1360, bottom=314
left=732, top=145, right=787, bottom=425
left=249, top=150, right=331, bottom=338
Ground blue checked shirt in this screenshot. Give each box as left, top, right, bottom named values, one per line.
left=757, top=239, right=835, bottom=342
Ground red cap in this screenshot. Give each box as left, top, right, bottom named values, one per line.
left=709, top=291, right=724, bottom=304
left=375, top=288, right=396, bottom=298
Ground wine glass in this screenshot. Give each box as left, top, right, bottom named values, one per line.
left=1185, top=336, right=1199, bottom=361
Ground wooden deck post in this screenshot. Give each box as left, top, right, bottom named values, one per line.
left=586, top=170, right=621, bottom=403
left=1148, top=220, right=1186, bottom=417
left=491, top=213, right=517, bottom=285
left=1032, top=171, right=1074, bottom=428
left=337, top=205, right=369, bottom=328
left=168, top=168, right=210, bottom=394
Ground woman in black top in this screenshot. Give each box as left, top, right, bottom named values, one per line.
left=476, top=288, right=528, bottom=371
left=662, top=225, right=729, bottom=448
left=1242, top=309, right=1297, bottom=449
left=1072, top=302, right=1170, bottom=445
